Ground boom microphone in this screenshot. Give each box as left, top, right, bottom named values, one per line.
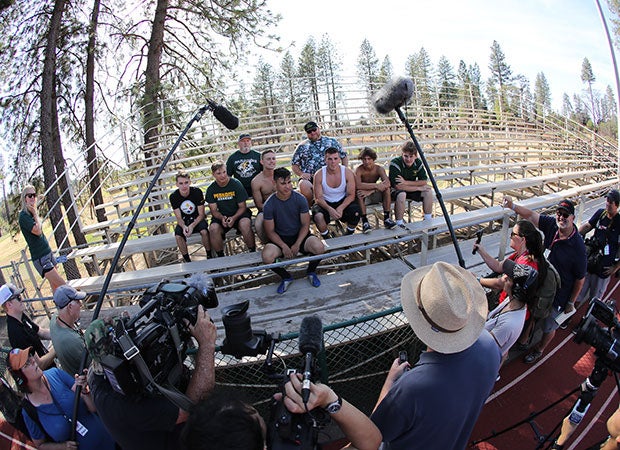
left=372, top=76, right=414, bottom=114
left=298, top=315, right=323, bottom=405
left=206, top=99, right=239, bottom=130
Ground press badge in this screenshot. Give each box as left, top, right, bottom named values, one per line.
left=604, top=244, right=610, bottom=256
left=76, top=421, right=88, bottom=436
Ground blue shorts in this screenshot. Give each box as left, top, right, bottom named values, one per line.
left=33, top=251, right=57, bottom=277
left=541, top=305, right=564, bottom=333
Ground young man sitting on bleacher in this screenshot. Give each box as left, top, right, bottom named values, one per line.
left=312, top=147, right=361, bottom=238
left=251, top=149, right=277, bottom=244
left=389, top=141, right=433, bottom=226
left=170, top=171, right=212, bottom=262
left=206, top=161, right=256, bottom=257
left=355, top=147, right=397, bottom=233
left=262, top=167, right=325, bottom=294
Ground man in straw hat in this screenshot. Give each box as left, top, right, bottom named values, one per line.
left=370, top=262, right=501, bottom=450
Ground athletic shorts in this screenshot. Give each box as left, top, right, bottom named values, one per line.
left=33, top=251, right=57, bottom=277
left=391, top=189, right=423, bottom=203
left=174, top=220, right=209, bottom=240
left=211, top=209, right=252, bottom=235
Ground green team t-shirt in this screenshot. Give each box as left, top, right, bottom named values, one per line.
left=388, top=156, right=427, bottom=188
left=205, top=178, right=248, bottom=217
left=19, top=210, right=52, bottom=259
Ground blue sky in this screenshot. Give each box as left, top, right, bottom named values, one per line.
left=256, top=0, right=617, bottom=111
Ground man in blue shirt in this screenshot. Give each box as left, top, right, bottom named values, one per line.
left=371, top=262, right=501, bottom=450
left=503, top=197, right=586, bottom=363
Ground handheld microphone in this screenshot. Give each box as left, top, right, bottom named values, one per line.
left=372, top=76, right=414, bottom=114
left=298, top=315, right=323, bottom=404
left=472, top=230, right=484, bottom=255
left=205, top=99, right=239, bottom=130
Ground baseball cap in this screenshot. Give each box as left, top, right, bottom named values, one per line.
left=606, top=189, right=620, bottom=205
left=0, top=284, right=25, bottom=306
left=304, top=121, right=318, bottom=132
left=502, top=260, right=538, bottom=291
left=238, top=133, right=251, bottom=142
left=53, top=285, right=87, bottom=309
left=556, top=199, right=575, bottom=216
left=8, top=347, right=34, bottom=371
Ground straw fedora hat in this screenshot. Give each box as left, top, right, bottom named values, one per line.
left=401, top=261, right=487, bottom=354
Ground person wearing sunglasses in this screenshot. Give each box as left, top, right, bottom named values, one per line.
left=18, top=185, right=66, bottom=292
left=502, top=196, right=586, bottom=364
left=1, top=283, right=56, bottom=369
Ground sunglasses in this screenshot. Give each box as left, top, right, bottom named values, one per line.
left=25, top=193, right=36, bottom=199
left=510, top=232, right=523, bottom=238
left=556, top=210, right=571, bottom=219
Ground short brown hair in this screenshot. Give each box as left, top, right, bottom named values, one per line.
left=400, top=141, right=417, bottom=155
left=359, top=147, right=377, bottom=160
left=211, top=161, right=225, bottom=173
left=176, top=171, right=190, bottom=182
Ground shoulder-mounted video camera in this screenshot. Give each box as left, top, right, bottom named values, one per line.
left=91, top=275, right=218, bottom=399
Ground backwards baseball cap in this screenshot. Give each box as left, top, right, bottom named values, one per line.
left=0, top=283, right=25, bottom=306
left=400, top=262, right=487, bottom=354
left=502, top=260, right=538, bottom=291
left=556, top=199, right=575, bottom=216
left=304, top=121, right=318, bottom=132
left=238, top=133, right=251, bottom=142
left=53, top=284, right=87, bottom=309
left=8, top=347, right=34, bottom=371
left=606, top=189, right=620, bottom=206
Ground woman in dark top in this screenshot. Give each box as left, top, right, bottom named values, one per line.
left=18, top=185, right=65, bottom=291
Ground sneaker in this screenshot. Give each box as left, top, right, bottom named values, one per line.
left=307, top=272, right=321, bottom=288
left=524, top=350, right=542, bottom=364
left=277, top=278, right=293, bottom=294
left=344, top=228, right=355, bottom=236
left=362, top=222, right=372, bottom=234
left=384, top=218, right=397, bottom=229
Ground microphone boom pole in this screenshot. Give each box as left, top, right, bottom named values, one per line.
left=394, top=106, right=465, bottom=268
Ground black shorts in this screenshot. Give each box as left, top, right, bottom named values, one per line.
left=391, top=189, right=423, bottom=202
left=174, top=220, right=209, bottom=239
left=211, top=209, right=252, bottom=235
left=311, top=199, right=361, bottom=225
left=278, top=234, right=314, bottom=255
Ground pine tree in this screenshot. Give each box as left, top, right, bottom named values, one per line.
left=436, top=56, right=456, bottom=109
left=488, top=40, right=513, bottom=117
left=581, top=57, right=598, bottom=124
left=357, top=38, right=381, bottom=98
left=534, top=72, right=552, bottom=119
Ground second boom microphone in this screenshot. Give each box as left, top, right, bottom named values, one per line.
left=206, top=99, right=239, bottom=130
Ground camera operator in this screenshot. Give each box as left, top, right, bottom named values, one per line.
left=181, top=373, right=381, bottom=450
left=86, top=305, right=216, bottom=450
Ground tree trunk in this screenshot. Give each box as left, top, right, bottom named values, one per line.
left=142, top=0, right=168, bottom=170
left=40, top=0, right=81, bottom=280
left=85, top=0, right=107, bottom=224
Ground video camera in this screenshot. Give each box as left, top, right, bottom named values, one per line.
left=220, top=300, right=328, bottom=450
left=96, top=275, right=218, bottom=398
left=574, top=298, right=620, bottom=372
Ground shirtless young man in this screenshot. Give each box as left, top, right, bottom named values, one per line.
left=355, top=147, right=397, bottom=233
left=251, top=149, right=277, bottom=244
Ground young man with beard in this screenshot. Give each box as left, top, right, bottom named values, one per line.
left=503, top=196, right=586, bottom=363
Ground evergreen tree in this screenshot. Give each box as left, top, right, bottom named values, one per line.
left=405, top=47, right=434, bottom=110
left=534, top=72, right=552, bottom=119
left=317, top=34, right=343, bottom=125
left=278, top=50, right=299, bottom=124
left=562, top=93, right=574, bottom=118
left=488, top=40, right=513, bottom=117
left=297, top=37, right=320, bottom=119
left=436, top=55, right=456, bottom=109
left=378, top=55, right=393, bottom=86
left=357, top=38, right=381, bottom=97
left=581, top=57, right=598, bottom=124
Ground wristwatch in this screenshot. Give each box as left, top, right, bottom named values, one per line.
left=325, top=395, right=342, bottom=414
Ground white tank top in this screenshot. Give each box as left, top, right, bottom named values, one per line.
left=322, top=165, right=347, bottom=202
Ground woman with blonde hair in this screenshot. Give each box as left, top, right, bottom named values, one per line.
left=19, top=185, right=66, bottom=291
